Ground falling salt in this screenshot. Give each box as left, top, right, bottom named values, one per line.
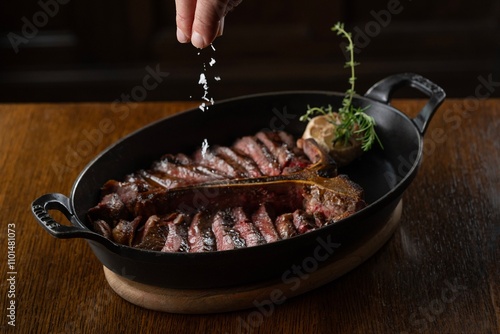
left=201, top=139, right=209, bottom=158
left=198, top=73, right=207, bottom=85
left=196, top=44, right=220, bottom=112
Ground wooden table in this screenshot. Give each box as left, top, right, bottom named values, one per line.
left=0, top=99, right=498, bottom=333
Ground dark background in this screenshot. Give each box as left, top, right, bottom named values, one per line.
left=0, top=0, right=499, bottom=102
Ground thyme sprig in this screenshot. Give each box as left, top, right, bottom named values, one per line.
left=300, top=22, right=382, bottom=152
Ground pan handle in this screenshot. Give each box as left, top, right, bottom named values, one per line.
left=364, top=73, right=446, bottom=134
left=31, top=193, right=114, bottom=246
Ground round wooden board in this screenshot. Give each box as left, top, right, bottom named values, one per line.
left=104, top=200, right=402, bottom=314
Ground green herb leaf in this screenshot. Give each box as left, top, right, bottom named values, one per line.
left=301, top=22, right=383, bottom=152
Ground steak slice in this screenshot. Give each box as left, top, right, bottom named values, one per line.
left=232, top=207, right=266, bottom=247
left=134, top=215, right=169, bottom=250
left=87, top=193, right=128, bottom=228
left=152, top=154, right=226, bottom=184
left=233, top=136, right=281, bottom=176
left=188, top=212, right=216, bottom=252
left=112, top=216, right=142, bottom=247
left=255, top=131, right=293, bottom=169
left=313, top=211, right=327, bottom=228
left=212, top=209, right=246, bottom=251
left=213, top=146, right=262, bottom=178
left=137, top=170, right=186, bottom=190
left=292, top=209, right=317, bottom=234
left=93, top=219, right=112, bottom=239
left=161, top=213, right=190, bottom=252
left=251, top=204, right=280, bottom=243
left=193, top=147, right=239, bottom=178
left=275, top=213, right=298, bottom=239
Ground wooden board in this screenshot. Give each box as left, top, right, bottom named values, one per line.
left=104, top=200, right=402, bottom=314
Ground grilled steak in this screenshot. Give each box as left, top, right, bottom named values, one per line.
left=232, top=207, right=266, bottom=247
left=275, top=213, right=298, bottom=239
left=188, top=212, right=216, bottom=252
left=251, top=204, right=280, bottom=243
left=87, top=130, right=366, bottom=252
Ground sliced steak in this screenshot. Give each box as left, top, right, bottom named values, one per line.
left=93, top=219, right=112, bottom=239
left=152, top=154, right=225, bottom=184
left=275, top=213, right=297, bottom=239
left=88, top=130, right=366, bottom=253
left=112, top=216, right=142, bottom=247
left=302, top=175, right=366, bottom=221
left=233, top=136, right=281, bottom=176
left=161, top=213, right=190, bottom=252
left=87, top=193, right=129, bottom=228
left=188, top=212, right=216, bottom=252
left=292, top=209, right=317, bottom=234
left=313, top=211, right=327, bottom=228
left=212, top=209, right=246, bottom=251
left=251, top=204, right=280, bottom=243
left=193, top=148, right=237, bottom=178
left=133, top=215, right=170, bottom=250
left=255, top=131, right=293, bottom=169
left=137, top=170, right=185, bottom=190
left=213, top=146, right=262, bottom=178
left=232, top=207, right=266, bottom=247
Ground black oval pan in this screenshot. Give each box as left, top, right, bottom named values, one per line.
left=32, top=73, right=445, bottom=289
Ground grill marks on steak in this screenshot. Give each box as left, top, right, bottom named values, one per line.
left=151, top=130, right=306, bottom=185
left=212, top=209, right=246, bottom=251
left=90, top=179, right=365, bottom=252
left=251, top=204, right=280, bottom=243
left=161, top=213, right=190, bottom=252
left=233, top=136, right=281, bottom=176
left=211, top=146, right=262, bottom=178
left=232, top=207, right=266, bottom=247
left=188, top=212, right=216, bottom=252
left=152, top=154, right=227, bottom=184
left=88, top=130, right=366, bottom=253
left=98, top=205, right=321, bottom=252
left=89, top=131, right=316, bottom=222
left=96, top=131, right=309, bottom=206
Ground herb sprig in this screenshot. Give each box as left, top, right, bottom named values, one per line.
left=300, top=22, right=382, bottom=152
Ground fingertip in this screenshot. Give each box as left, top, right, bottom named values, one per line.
left=191, top=31, right=207, bottom=49
left=176, top=27, right=190, bottom=43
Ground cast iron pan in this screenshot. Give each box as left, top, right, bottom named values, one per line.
left=32, top=73, right=445, bottom=289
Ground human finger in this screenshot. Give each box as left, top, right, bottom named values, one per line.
left=175, top=0, right=197, bottom=43
left=191, top=0, right=229, bottom=49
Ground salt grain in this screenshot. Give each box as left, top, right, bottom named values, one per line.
left=196, top=45, right=220, bottom=112
left=201, top=139, right=209, bottom=158
left=198, top=73, right=207, bottom=85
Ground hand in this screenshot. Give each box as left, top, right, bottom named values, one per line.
left=175, top=0, right=242, bottom=49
